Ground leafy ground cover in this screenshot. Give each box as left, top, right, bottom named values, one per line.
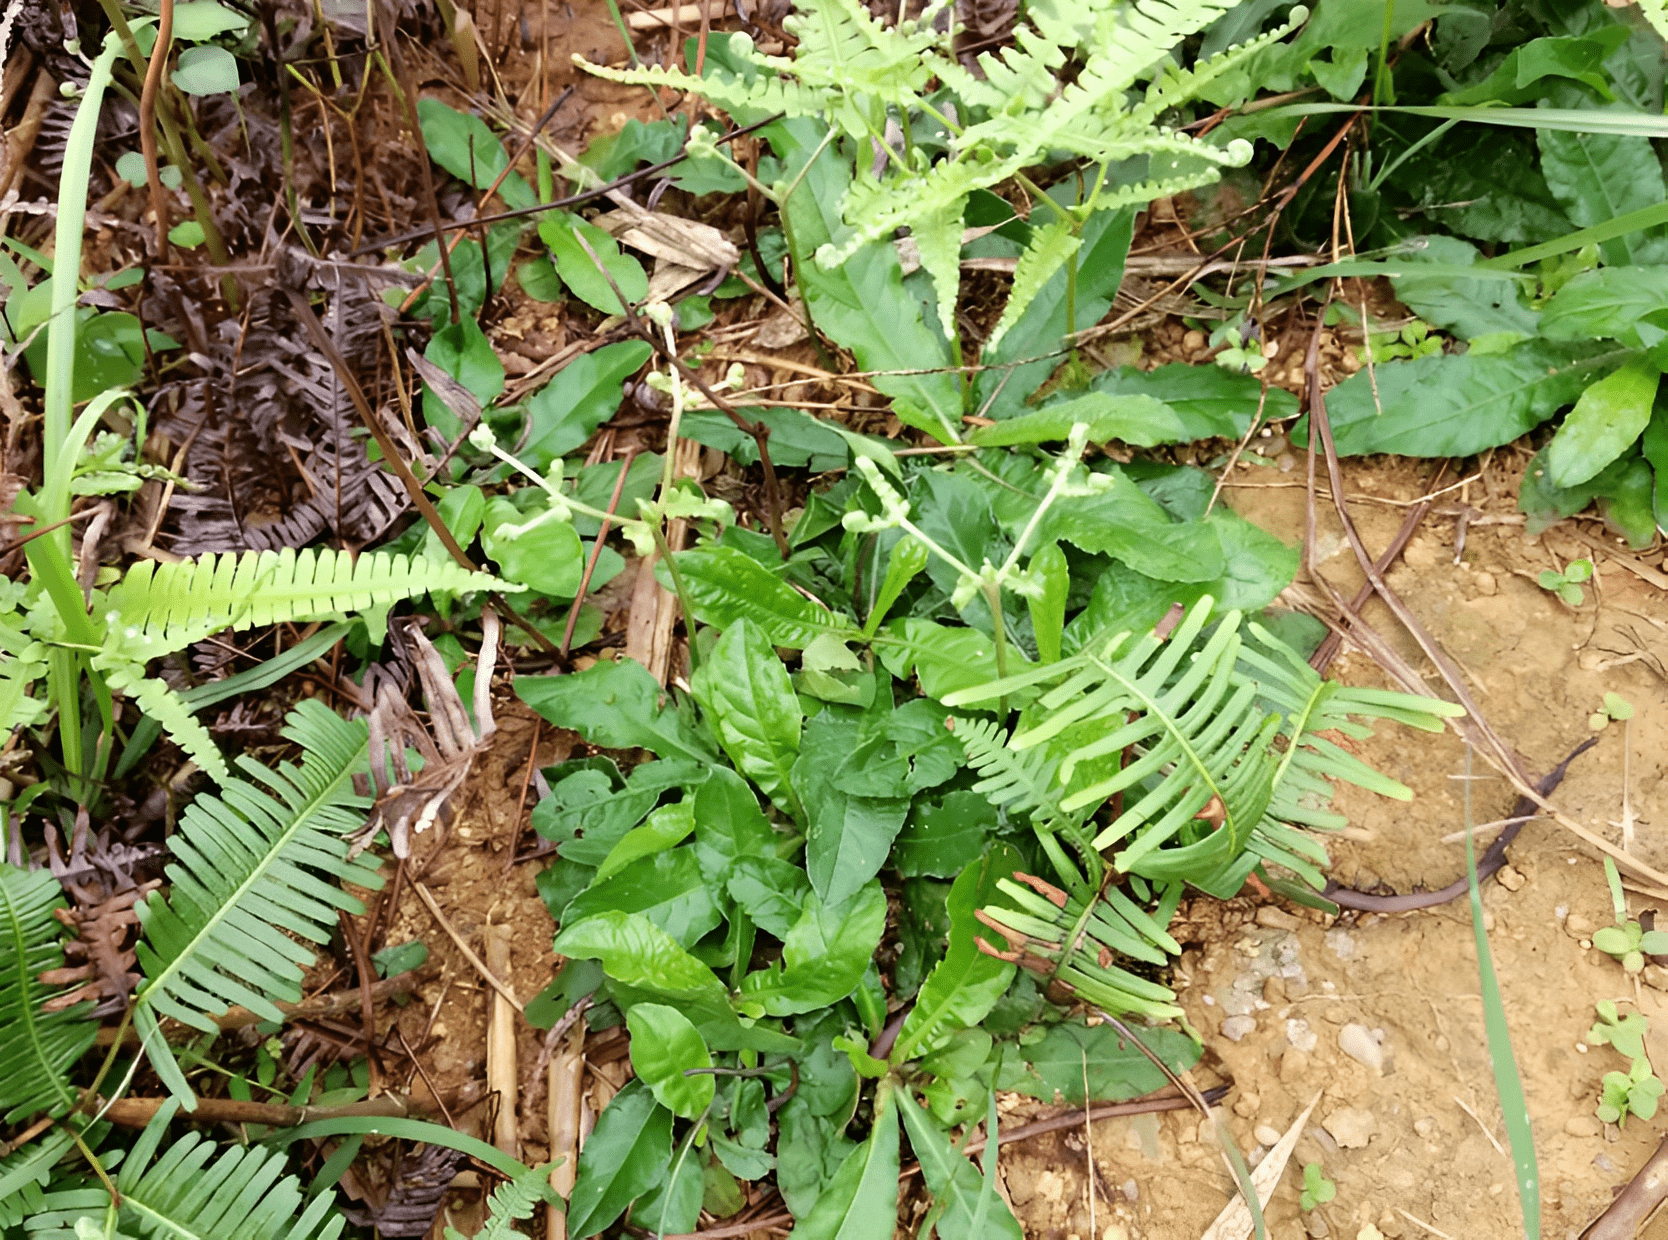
left=3, top=0, right=1668, bottom=1235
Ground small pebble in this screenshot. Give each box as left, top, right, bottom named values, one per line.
left=1305, top=1213, right=1331, bottom=1238
left=1414, top=1116, right=1437, bottom=1138
left=1338, top=1023, right=1385, bottom=1072
left=1565, top=1115, right=1601, bottom=1138
left=1122, top=1179, right=1139, bottom=1203
left=1566, top=912, right=1597, bottom=938
left=1496, top=864, right=1525, bottom=892
left=1256, top=906, right=1302, bottom=931
left=1323, top=1105, right=1378, bottom=1149
left=1254, top=1123, right=1283, bottom=1147
left=1182, top=329, right=1207, bottom=352
left=1287, top=1018, right=1319, bottom=1051
left=1221, top=1014, right=1257, bottom=1042
left=1233, top=1091, right=1261, bottom=1118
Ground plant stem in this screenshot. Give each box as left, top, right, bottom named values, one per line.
left=982, top=581, right=1009, bottom=717
left=140, top=0, right=175, bottom=253
left=651, top=522, right=700, bottom=674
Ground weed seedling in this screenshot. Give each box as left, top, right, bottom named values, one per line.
left=1300, top=1162, right=1336, bottom=1211
left=1598, top=1056, right=1664, bottom=1127
left=1588, top=1001, right=1651, bottom=1062
left=1537, top=557, right=1593, bottom=606
left=1589, top=692, right=1634, bottom=732
left=1591, top=859, right=1668, bottom=974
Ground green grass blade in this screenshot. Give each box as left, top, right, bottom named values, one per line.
left=1463, top=748, right=1539, bottom=1237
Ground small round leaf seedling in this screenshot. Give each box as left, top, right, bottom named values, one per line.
left=1300, top=1162, right=1336, bottom=1211
left=1539, top=557, right=1593, bottom=607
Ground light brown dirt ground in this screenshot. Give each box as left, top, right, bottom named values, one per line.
left=1001, top=453, right=1668, bottom=1240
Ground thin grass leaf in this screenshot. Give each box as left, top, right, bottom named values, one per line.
left=1463, top=749, right=1540, bottom=1237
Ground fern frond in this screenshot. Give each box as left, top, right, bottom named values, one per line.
left=824, top=150, right=1032, bottom=268
left=446, top=1161, right=563, bottom=1239
left=952, top=714, right=1068, bottom=830
left=912, top=193, right=969, bottom=341
left=578, top=58, right=829, bottom=126
left=949, top=597, right=1454, bottom=1014
left=985, top=219, right=1081, bottom=352
left=932, top=24, right=1069, bottom=113
left=0, top=1127, right=77, bottom=1228
left=1134, top=4, right=1310, bottom=123
left=579, top=0, right=939, bottom=138
left=131, top=699, right=381, bottom=1099
left=0, top=615, right=49, bottom=736
left=978, top=874, right=1185, bottom=1020
left=106, top=547, right=516, bottom=656
left=96, top=661, right=231, bottom=783
left=30, top=1101, right=344, bottom=1239
left=0, top=866, right=98, bottom=1123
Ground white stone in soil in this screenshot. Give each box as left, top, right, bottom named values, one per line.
left=1221, top=1014, right=1257, bottom=1042
left=1322, top=1105, right=1377, bottom=1149
left=1337, top=1022, right=1385, bottom=1071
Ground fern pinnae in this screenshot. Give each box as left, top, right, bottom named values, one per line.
left=0, top=866, right=98, bottom=1123
left=912, top=192, right=970, bottom=341
left=131, top=700, right=379, bottom=1103
left=109, top=547, right=516, bottom=654
left=31, top=1101, right=345, bottom=1240
left=447, top=1161, right=564, bottom=1239
left=984, top=220, right=1081, bottom=353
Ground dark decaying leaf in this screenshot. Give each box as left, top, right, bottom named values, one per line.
left=336, top=1143, right=469, bottom=1237
left=161, top=279, right=416, bottom=554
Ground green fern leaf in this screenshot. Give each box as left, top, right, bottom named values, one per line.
left=30, top=1101, right=344, bottom=1239
left=96, top=662, right=231, bottom=784
left=0, top=866, right=98, bottom=1123
left=446, top=1160, right=563, bottom=1239
left=106, top=547, right=516, bottom=655
left=985, top=219, right=1081, bottom=353
left=579, top=58, right=829, bottom=126
left=0, top=614, right=49, bottom=736
left=131, top=699, right=382, bottom=1099
left=0, top=1127, right=77, bottom=1228
left=978, top=874, right=1186, bottom=1020
left=951, top=714, right=1068, bottom=832
left=911, top=193, right=969, bottom=341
